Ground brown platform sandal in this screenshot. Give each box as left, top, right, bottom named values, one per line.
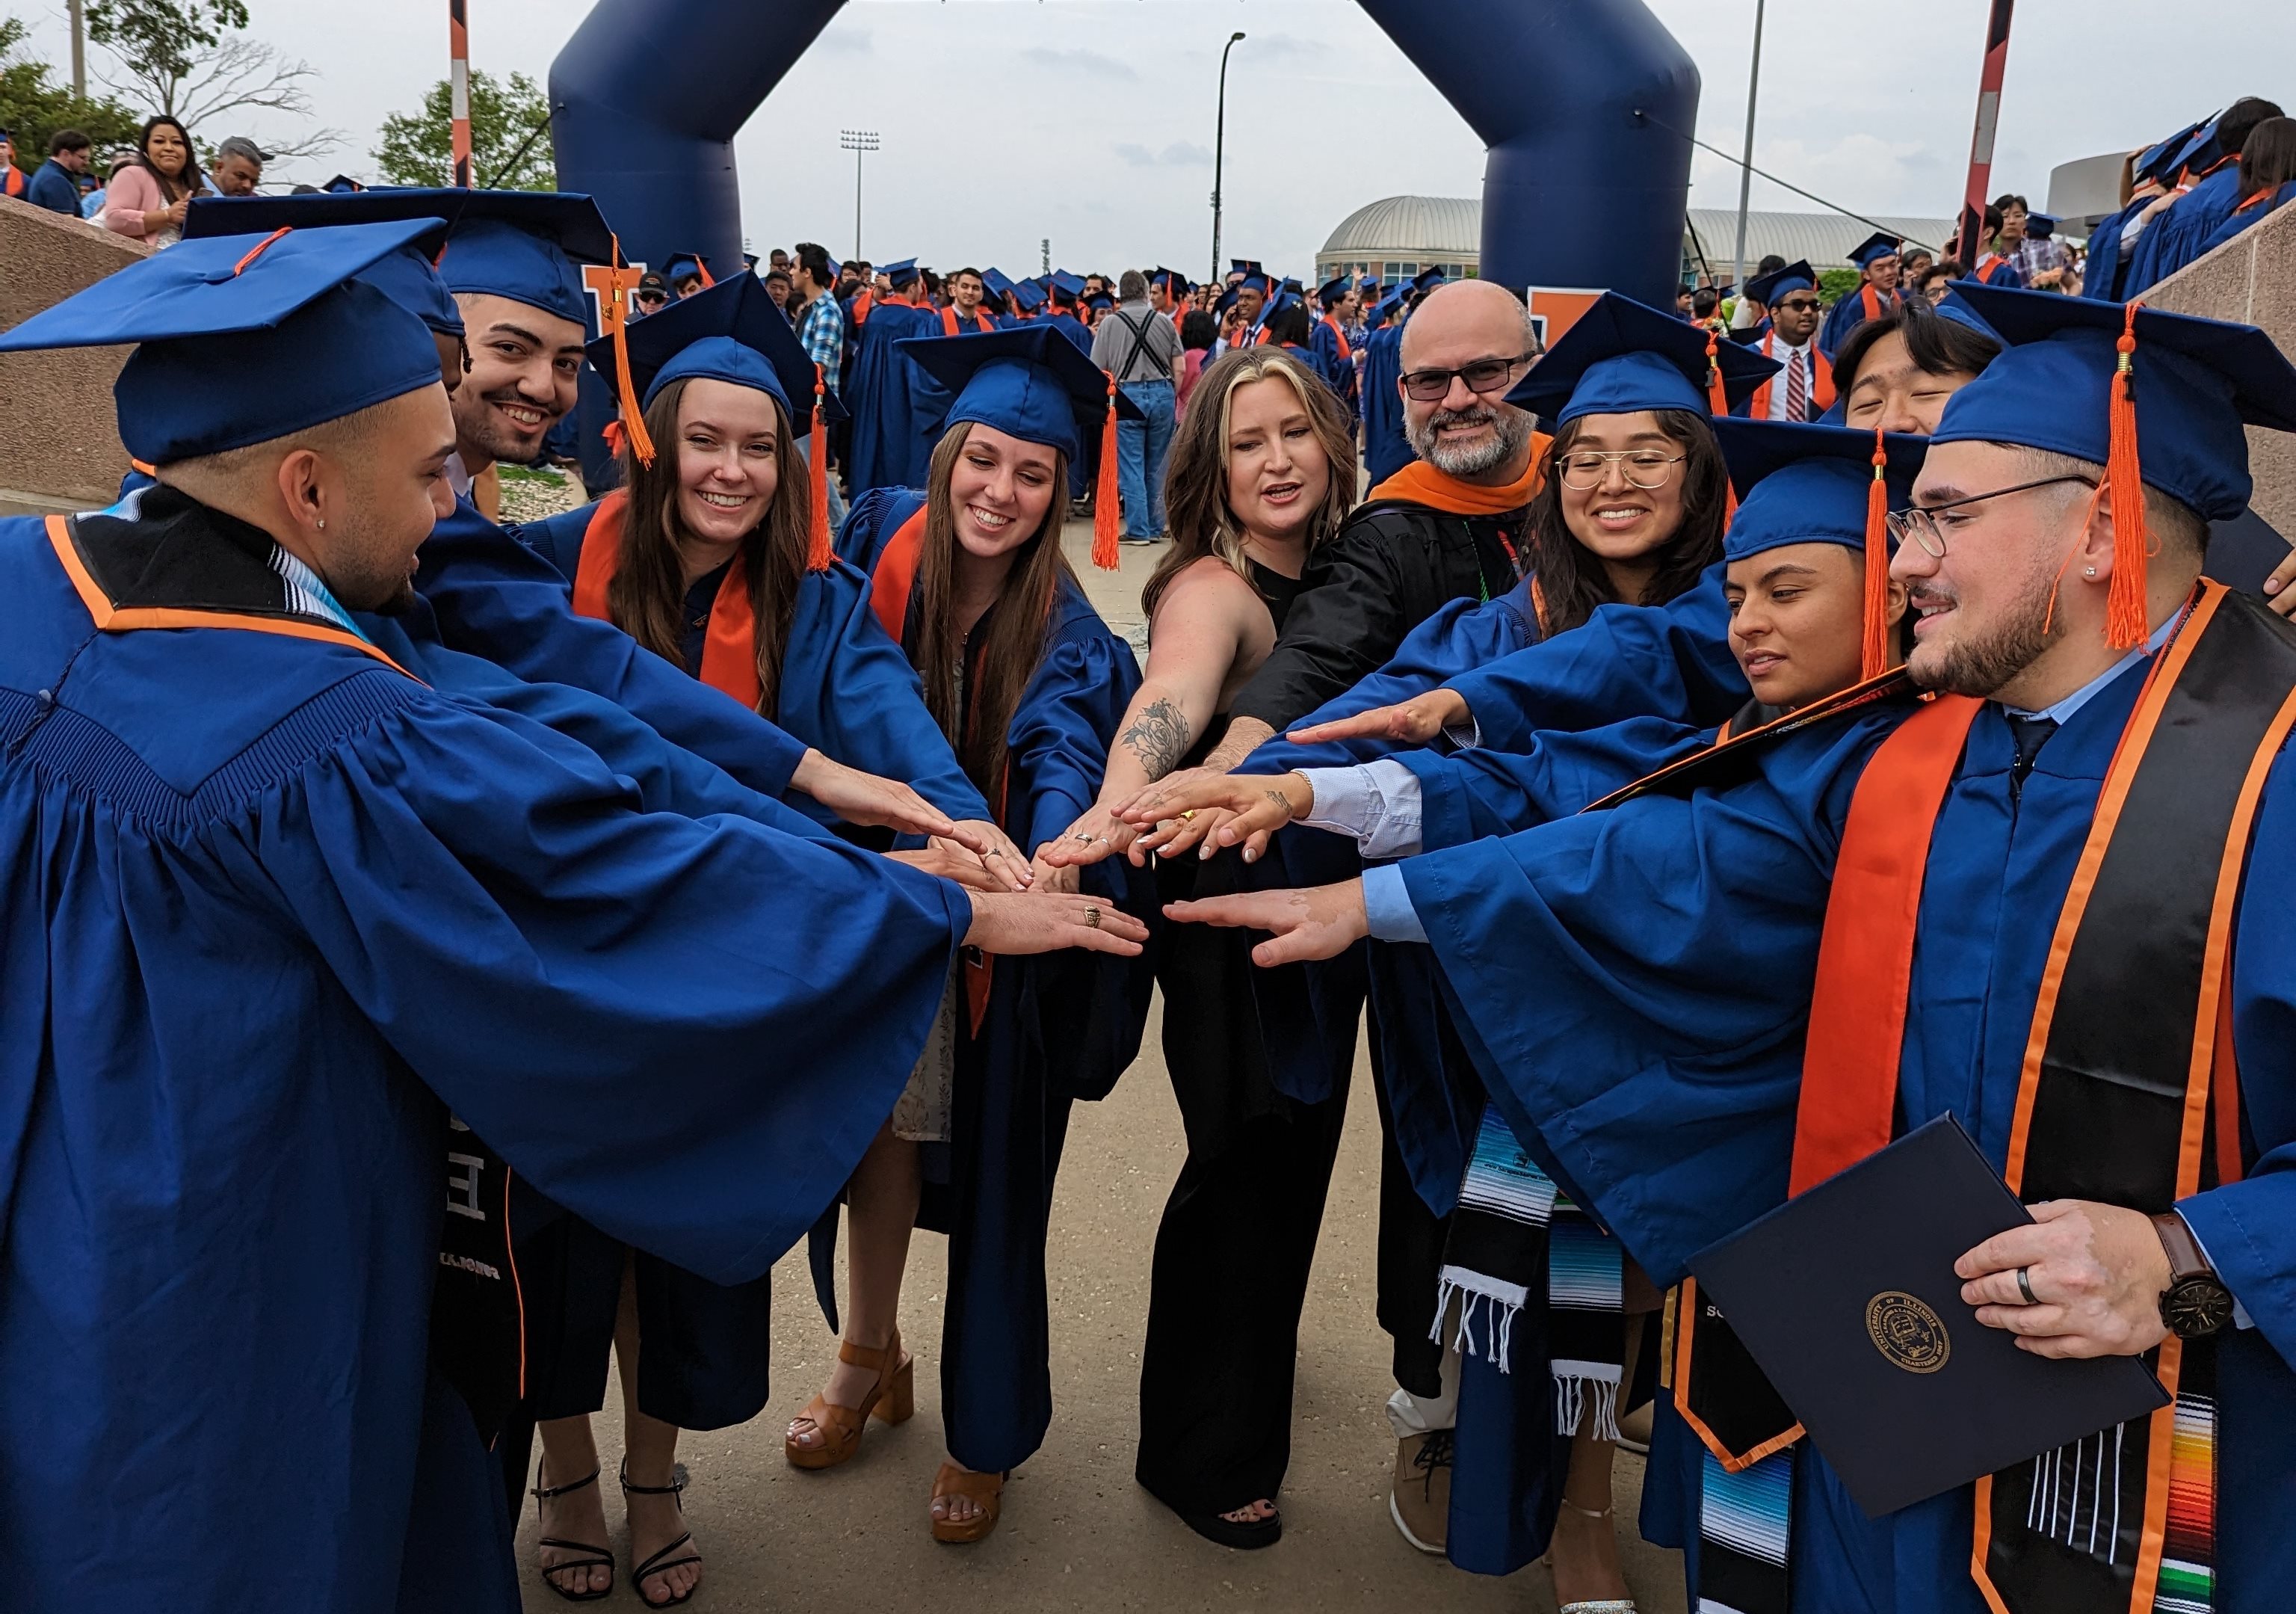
left=929, top=1460, right=1007, bottom=1544
left=784, top=1329, right=913, bottom=1470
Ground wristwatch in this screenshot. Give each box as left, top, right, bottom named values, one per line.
left=2149, top=1211, right=2235, bottom=1339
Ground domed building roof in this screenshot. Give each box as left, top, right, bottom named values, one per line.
left=1320, top=194, right=1481, bottom=261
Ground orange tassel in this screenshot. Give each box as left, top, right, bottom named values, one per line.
left=806, top=364, right=833, bottom=572
left=1862, top=425, right=1891, bottom=679
left=1705, top=325, right=1729, bottom=416
left=1092, top=372, right=1121, bottom=570
left=600, top=419, right=626, bottom=460
left=607, top=235, right=655, bottom=467
left=2102, top=301, right=2151, bottom=650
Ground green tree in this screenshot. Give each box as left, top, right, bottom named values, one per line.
left=87, top=0, right=248, bottom=88
left=0, top=18, right=144, bottom=167
left=81, top=1, right=340, bottom=161
left=372, top=70, right=555, bottom=191
left=1817, top=267, right=1864, bottom=307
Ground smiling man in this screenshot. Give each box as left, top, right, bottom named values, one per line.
left=434, top=212, right=598, bottom=501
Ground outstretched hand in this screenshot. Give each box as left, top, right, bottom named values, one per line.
left=1162, top=880, right=1368, bottom=967
left=965, top=890, right=1148, bottom=958
left=1040, top=801, right=1143, bottom=869
left=1114, top=771, right=1312, bottom=863
left=1282, top=687, right=1471, bottom=748
left=791, top=749, right=968, bottom=845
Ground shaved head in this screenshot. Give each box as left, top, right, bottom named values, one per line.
left=1398, top=280, right=1536, bottom=370
left=1397, top=280, right=1540, bottom=482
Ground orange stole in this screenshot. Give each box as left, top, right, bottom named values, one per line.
left=939, top=306, right=996, bottom=336
left=570, top=490, right=764, bottom=712
left=1744, top=337, right=1836, bottom=422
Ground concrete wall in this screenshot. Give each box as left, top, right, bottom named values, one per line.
left=0, top=194, right=149, bottom=511
left=2144, top=199, right=2296, bottom=537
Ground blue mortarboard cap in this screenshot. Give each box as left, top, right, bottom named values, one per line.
left=2025, top=214, right=2056, bottom=238
left=880, top=258, right=922, bottom=289
left=321, top=174, right=365, bottom=194
left=2137, top=123, right=2206, bottom=184
left=1235, top=272, right=1270, bottom=296
left=1409, top=268, right=1446, bottom=295
left=982, top=267, right=1014, bottom=298
left=1214, top=286, right=1241, bottom=315
left=1048, top=270, right=1085, bottom=299
left=895, top=326, right=1144, bottom=463
left=1847, top=232, right=1903, bottom=269
left=662, top=253, right=709, bottom=284
left=0, top=220, right=446, bottom=464
left=584, top=271, right=845, bottom=422
left=1371, top=289, right=1406, bottom=325
left=2171, top=114, right=2226, bottom=176
left=1010, top=281, right=1047, bottom=313
left=442, top=218, right=593, bottom=325
left=185, top=193, right=465, bottom=337
left=1506, top=292, right=1780, bottom=423
left=1744, top=259, right=1817, bottom=306
left=1928, top=289, right=2002, bottom=343
left=1715, top=419, right=1925, bottom=562
left=1150, top=267, right=1181, bottom=292
left=1933, top=283, right=2296, bottom=523
left=1317, top=274, right=1353, bottom=307
left=1229, top=259, right=1264, bottom=277
left=1084, top=291, right=1115, bottom=312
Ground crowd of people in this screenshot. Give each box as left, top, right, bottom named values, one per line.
left=2, top=87, right=2295, bottom=1614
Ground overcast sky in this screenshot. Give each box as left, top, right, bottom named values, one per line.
left=11, top=0, right=2287, bottom=274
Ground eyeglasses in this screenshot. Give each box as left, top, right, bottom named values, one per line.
left=1399, top=352, right=1537, bottom=401
left=1776, top=296, right=1821, bottom=313
left=1886, top=474, right=2096, bottom=558
left=1558, top=449, right=1685, bottom=490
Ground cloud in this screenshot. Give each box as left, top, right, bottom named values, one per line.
left=1235, top=33, right=1328, bottom=67
left=1019, top=46, right=1137, bottom=81
left=1113, top=140, right=1214, bottom=168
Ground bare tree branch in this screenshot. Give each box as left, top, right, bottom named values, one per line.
left=95, top=33, right=337, bottom=157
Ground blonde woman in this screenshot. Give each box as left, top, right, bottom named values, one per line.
left=1046, top=346, right=1355, bottom=1547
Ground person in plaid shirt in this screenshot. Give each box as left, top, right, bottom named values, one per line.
left=792, top=241, right=849, bottom=521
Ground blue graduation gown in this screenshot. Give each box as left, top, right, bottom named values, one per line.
left=518, top=500, right=990, bottom=825
left=826, top=487, right=1155, bottom=1472
left=2126, top=165, right=2245, bottom=295
left=1309, top=315, right=1358, bottom=411
left=1398, top=660, right=2296, bottom=1611
left=2199, top=182, right=2296, bottom=259
left=413, top=494, right=812, bottom=800
left=0, top=513, right=968, bottom=1613
left=1818, top=285, right=1897, bottom=360
left=1440, top=564, right=1747, bottom=754
left=2079, top=200, right=2144, bottom=303
left=1361, top=323, right=1413, bottom=486
left=1042, top=309, right=1093, bottom=354
left=845, top=300, right=942, bottom=496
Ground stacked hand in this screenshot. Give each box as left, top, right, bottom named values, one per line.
left=1112, top=771, right=1312, bottom=863
left=964, top=889, right=1147, bottom=958
left=1161, top=880, right=1368, bottom=967
left=1040, top=803, right=1143, bottom=869
left=1282, top=689, right=1470, bottom=749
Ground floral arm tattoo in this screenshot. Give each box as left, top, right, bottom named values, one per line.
left=1120, top=696, right=1193, bottom=780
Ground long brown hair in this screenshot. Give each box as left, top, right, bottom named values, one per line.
left=1146, top=346, right=1354, bottom=620
left=134, top=115, right=203, bottom=203
left=608, top=375, right=812, bottom=718
left=910, top=421, right=1075, bottom=807
left=1523, top=409, right=1729, bottom=635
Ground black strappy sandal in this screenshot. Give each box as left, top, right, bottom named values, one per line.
left=620, top=1460, right=703, bottom=1607
left=530, top=1464, right=615, bottom=1603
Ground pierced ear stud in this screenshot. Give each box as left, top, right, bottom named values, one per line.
left=316, top=519, right=327, bottom=531
left=2083, top=565, right=2095, bottom=576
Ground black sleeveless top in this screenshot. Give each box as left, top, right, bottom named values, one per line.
left=1178, top=558, right=1305, bottom=770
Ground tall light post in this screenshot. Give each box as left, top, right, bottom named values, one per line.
left=1728, top=0, right=1766, bottom=297
left=1209, top=31, right=1246, bottom=286
left=840, top=129, right=879, bottom=262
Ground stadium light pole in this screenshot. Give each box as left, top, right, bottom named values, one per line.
left=1210, top=31, right=1246, bottom=287
left=1729, top=0, right=1766, bottom=297
left=840, top=129, right=880, bottom=262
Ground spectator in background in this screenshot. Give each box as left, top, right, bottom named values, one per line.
left=1093, top=268, right=1187, bottom=543
left=80, top=150, right=134, bottom=219
left=1674, top=285, right=1696, bottom=319
left=632, top=271, right=669, bottom=318
left=768, top=246, right=791, bottom=275
left=790, top=240, right=848, bottom=524
left=2011, top=209, right=2074, bottom=288
left=206, top=136, right=266, bottom=197
left=1689, top=284, right=1722, bottom=327
left=1729, top=252, right=1787, bottom=338
left=99, top=115, right=203, bottom=247
left=1173, top=309, right=1219, bottom=422
left=763, top=266, right=793, bottom=311
left=1898, top=244, right=1936, bottom=287
left=1917, top=262, right=1957, bottom=304
left=25, top=129, right=92, bottom=216
left=0, top=127, right=24, bottom=198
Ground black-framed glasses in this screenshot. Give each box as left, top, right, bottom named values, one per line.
left=1400, top=351, right=1537, bottom=401
left=1886, top=474, right=2096, bottom=558
left=1775, top=295, right=1821, bottom=313
left=1558, top=449, right=1686, bottom=490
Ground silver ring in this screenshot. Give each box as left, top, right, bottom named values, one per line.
left=983, top=848, right=1003, bottom=858
left=2016, top=1266, right=2038, bottom=1306
left=1084, top=905, right=1102, bottom=929
left=1074, top=831, right=1096, bottom=844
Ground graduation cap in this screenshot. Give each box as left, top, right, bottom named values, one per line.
left=2170, top=113, right=2228, bottom=177
left=1505, top=291, right=1780, bottom=424
left=1149, top=266, right=1184, bottom=294
left=1047, top=270, right=1085, bottom=303
left=661, top=252, right=714, bottom=290
left=982, top=267, right=1015, bottom=299
left=741, top=252, right=760, bottom=271
left=1846, top=232, right=1903, bottom=270
left=1010, top=280, right=1047, bottom=314
left=1715, top=418, right=1928, bottom=680
left=1233, top=272, right=1271, bottom=297
left=1228, top=258, right=1264, bottom=279
left=0, top=219, right=447, bottom=466
left=880, top=258, right=922, bottom=291
left=895, top=324, right=1144, bottom=567
left=1743, top=260, right=1818, bottom=307
left=1935, top=283, right=2296, bottom=644
left=586, top=272, right=845, bottom=568
left=1371, top=289, right=1407, bottom=326
left=1928, top=289, right=2001, bottom=342
left=1083, top=292, right=1116, bottom=317
left=1316, top=273, right=1354, bottom=308
left=2136, top=122, right=2207, bottom=185
left=2025, top=214, right=2057, bottom=239
left=321, top=174, right=365, bottom=194
left=184, top=192, right=466, bottom=338
left=1408, top=268, right=1446, bottom=296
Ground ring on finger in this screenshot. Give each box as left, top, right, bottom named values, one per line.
left=2016, top=1266, right=2038, bottom=1306
left=1179, top=809, right=1198, bottom=822
left=1084, top=905, right=1102, bottom=929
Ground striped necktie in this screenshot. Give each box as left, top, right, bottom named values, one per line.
left=1785, top=347, right=1807, bottom=422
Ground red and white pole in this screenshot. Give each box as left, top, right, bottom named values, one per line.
left=449, top=0, right=473, bottom=188
left=1956, top=0, right=2014, bottom=265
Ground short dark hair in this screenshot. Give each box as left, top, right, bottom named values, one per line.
left=793, top=241, right=834, bottom=289
left=1691, top=286, right=1721, bottom=318
left=764, top=268, right=791, bottom=288
left=1263, top=299, right=1312, bottom=346
left=1833, top=296, right=2004, bottom=395
left=1754, top=253, right=1786, bottom=276
left=1991, top=193, right=2028, bottom=214
left=49, top=128, right=91, bottom=156
left=1180, top=309, right=1218, bottom=351
left=2240, top=117, right=2296, bottom=197
left=950, top=266, right=983, bottom=285
left=2220, top=96, right=2287, bottom=162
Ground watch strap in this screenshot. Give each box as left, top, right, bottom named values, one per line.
left=2149, top=1210, right=2212, bottom=1282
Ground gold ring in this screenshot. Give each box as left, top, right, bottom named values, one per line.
left=1084, top=905, right=1102, bottom=929
left=1179, top=809, right=1198, bottom=822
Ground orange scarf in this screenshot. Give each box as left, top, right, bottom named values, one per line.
left=570, top=490, right=764, bottom=712
left=1318, top=312, right=1353, bottom=361
left=1366, top=440, right=1549, bottom=515
left=938, top=305, right=996, bottom=336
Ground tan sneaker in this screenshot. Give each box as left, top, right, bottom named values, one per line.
left=1389, top=1429, right=1453, bottom=1554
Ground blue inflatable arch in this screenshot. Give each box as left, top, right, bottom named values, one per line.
left=549, top=0, right=1700, bottom=305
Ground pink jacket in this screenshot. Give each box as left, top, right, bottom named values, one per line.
left=99, top=165, right=182, bottom=239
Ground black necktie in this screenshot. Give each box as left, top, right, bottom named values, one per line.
left=2007, top=714, right=2058, bottom=803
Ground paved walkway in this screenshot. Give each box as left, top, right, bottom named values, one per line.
left=513, top=522, right=1688, bottom=1612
